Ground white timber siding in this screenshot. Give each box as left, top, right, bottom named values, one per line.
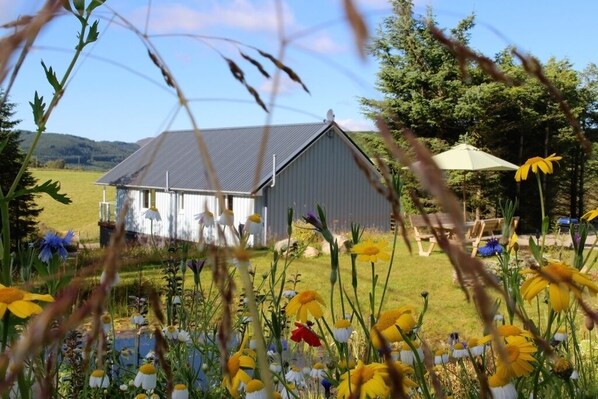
left=116, top=187, right=257, bottom=244
left=264, top=130, right=390, bottom=240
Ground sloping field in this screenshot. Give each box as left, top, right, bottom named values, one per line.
left=33, top=169, right=114, bottom=242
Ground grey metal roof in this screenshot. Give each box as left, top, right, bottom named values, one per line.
left=96, top=122, right=337, bottom=193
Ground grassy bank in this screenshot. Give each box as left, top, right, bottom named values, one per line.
left=33, top=168, right=113, bottom=242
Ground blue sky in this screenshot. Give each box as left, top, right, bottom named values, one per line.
left=2, top=0, right=598, bottom=143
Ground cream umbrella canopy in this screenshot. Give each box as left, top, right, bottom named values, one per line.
left=432, top=143, right=519, bottom=171
left=431, top=144, right=518, bottom=219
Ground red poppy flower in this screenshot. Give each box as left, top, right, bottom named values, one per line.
left=290, top=322, right=321, bottom=347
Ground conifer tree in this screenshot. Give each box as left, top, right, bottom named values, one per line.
left=0, top=93, right=41, bottom=246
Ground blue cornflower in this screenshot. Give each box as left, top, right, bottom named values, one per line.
left=39, top=230, right=74, bottom=264
left=478, top=238, right=503, bottom=257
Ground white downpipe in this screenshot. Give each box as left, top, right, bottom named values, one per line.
left=271, top=154, right=276, bottom=187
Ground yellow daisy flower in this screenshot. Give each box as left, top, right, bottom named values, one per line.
left=479, top=324, right=533, bottom=345
left=222, top=337, right=256, bottom=398
left=581, top=208, right=598, bottom=221
left=337, top=361, right=389, bottom=399
left=515, top=153, right=562, bottom=182
left=521, top=261, right=598, bottom=312
left=0, top=285, right=53, bottom=318
left=351, top=240, right=391, bottom=263
left=383, top=361, right=418, bottom=394
left=495, top=335, right=537, bottom=379
left=371, top=306, right=417, bottom=349
left=285, top=290, right=325, bottom=323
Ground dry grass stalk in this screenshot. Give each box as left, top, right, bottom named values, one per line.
left=343, top=0, right=369, bottom=60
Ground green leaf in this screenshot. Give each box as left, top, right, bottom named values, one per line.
left=73, top=0, right=85, bottom=14
left=29, top=91, right=46, bottom=127
left=13, top=180, right=72, bottom=205
left=84, top=20, right=100, bottom=45
left=86, top=0, right=105, bottom=13
left=541, top=216, right=550, bottom=236
left=41, top=61, right=62, bottom=94
left=528, top=236, right=542, bottom=263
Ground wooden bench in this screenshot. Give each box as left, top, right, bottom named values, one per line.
left=409, top=213, right=452, bottom=256
left=466, top=218, right=503, bottom=257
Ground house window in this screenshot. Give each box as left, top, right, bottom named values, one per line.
left=179, top=193, right=185, bottom=211
left=142, top=190, right=150, bottom=208
left=226, top=195, right=233, bottom=210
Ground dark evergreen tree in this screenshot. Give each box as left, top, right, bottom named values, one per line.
left=0, top=93, right=41, bottom=246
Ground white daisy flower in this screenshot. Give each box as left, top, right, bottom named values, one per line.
left=163, top=325, right=179, bottom=340
left=399, top=342, right=423, bottom=365
left=489, top=374, right=517, bottom=399
left=89, top=370, right=109, bottom=388
left=284, top=366, right=304, bottom=386
left=101, top=314, right=112, bottom=335
left=553, top=328, right=567, bottom=343
left=332, top=319, right=353, bottom=343
left=245, top=379, right=267, bottom=399
left=100, top=270, right=121, bottom=288
left=309, top=363, right=326, bottom=380
left=134, top=363, right=157, bottom=391
left=218, top=209, right=234, bottom=226
left=177, top=330, right=191, bottom=344
left=467, top=339, right=486, bottom=357
left=434, top=349, right=449, bottom=365
left=172, top=384, right=189, bottom=399
left=194, top=210, right=214, bottom=227
left=269, top=362, right=282, bottom=373
left=452, top=343, right=468, bottom=359
left=245, top=214, right=263, bottom=236
left=144, top=207, right=161, bottom=221
left=282, top=290, right=297, bottom=299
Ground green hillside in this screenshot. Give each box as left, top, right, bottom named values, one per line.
left=33, top=169, right=114, bottom=242
left=19, top=130, right=140, bottom=170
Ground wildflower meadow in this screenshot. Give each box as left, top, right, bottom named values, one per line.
left=0, top=1, right=597, bottom=399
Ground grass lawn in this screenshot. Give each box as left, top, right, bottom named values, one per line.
left=111, top=241, right=487, bottom=344
left=33, top=168, right=113, bottom=242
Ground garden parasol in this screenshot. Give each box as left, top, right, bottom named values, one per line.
left=431, top=143, right=518, bottom=218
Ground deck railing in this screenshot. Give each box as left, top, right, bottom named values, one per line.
left=99, top=201, right=116, bottom=223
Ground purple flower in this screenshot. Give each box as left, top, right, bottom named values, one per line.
left=303, top=212, right=324, bottom=231
left=478, top=238, right=503, bottom=257
left=39, top=230, right=74, bottom=264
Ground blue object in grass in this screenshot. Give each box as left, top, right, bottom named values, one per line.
left=478, top=237, right=503, bottom=257
left=38, top=230, right=74, bottom=264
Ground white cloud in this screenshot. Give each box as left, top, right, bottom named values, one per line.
left=140, top=3, right=209, bottom=33
left=298, top=34, right=346, bottom=54
left=336, top=118, right=376, bottom=132
left=259, top=75, right=299, bottom=96
left=132, top=0, right=297, bottom=34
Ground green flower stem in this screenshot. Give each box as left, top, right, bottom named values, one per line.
left=237, top=262, right=275, bottom=396
left=17, top=370, right=29, bottom=399
left=2, top=10, right=95, bottom=284
left=370, top=262, right=376, bottom=328
left=0, top=313, right=10, bottom=399
left=0, top=201, right=10, bottom=285
left=376, top=224, right=399, bottom=317
left=535, top=173, right=547, bottom=259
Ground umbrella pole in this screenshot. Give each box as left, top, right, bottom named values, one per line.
left=463, top=176, right=466, bottom=222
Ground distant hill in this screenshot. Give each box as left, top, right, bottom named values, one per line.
left=18, top=131, right=141, bottom=171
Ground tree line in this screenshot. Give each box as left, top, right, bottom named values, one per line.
left=358, top=0, right=598, bottom=231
